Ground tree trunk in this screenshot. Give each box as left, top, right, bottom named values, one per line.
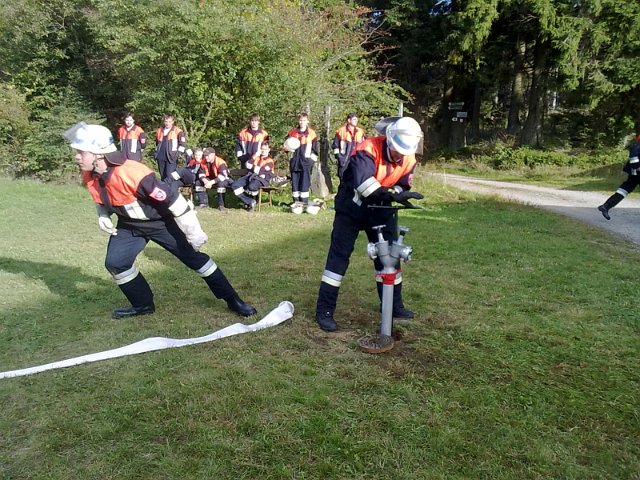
left=439, top=67, right=455, bottom=147
left=320, top=105, right=333, bottom=193
left=520, top=37, right=548, bottom=147
left=470, top=80, right=481, bottom=141
left=507, top=35, right=526, bottom=135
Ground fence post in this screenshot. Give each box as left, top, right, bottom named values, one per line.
left=310, top=104, right=330, bottom=199
left=322, top=105, right=334, bottom=193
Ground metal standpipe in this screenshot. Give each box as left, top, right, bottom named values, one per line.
left=359, top=225, right=413, bottom=354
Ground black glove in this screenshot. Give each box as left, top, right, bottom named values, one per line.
left=391, top=191, right=424, bottom=205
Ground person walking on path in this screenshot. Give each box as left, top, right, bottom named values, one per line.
left=598, top=132, right=640, bottom=220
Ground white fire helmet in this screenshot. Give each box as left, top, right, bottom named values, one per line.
left=385, top=117, right=424, bottom=156
left=283, top=136, right=301, bottom=152
left=63, top=122, right=117, bottom=154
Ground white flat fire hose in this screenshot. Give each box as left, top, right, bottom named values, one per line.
left=0, top=301, right=294, bottom=379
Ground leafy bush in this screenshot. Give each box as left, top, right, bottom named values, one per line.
left=436, top=140, right=627, bottom=171
left=0, top=84, right=31, bottom=173
left=11, top=100, right=104, bottom=181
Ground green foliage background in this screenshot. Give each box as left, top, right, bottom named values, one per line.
left=1, top=0, right=638, bottom=178
left=0, top=0, right=405, bottom=179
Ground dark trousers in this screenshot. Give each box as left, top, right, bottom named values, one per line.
left=232, top=174, right=268, bottom=194
left=618, top=175, right=640, bottom=195
left=105, top=219, right=235, bottom=306
left=156, top=158, right=177, bottom=181
left=336, top=154, right=351, bottom=179
left=316, top=211, right=398, bottom=315
left=194, top=179, right=209, bottom=206
left=290, top=167, right=312, bottom=200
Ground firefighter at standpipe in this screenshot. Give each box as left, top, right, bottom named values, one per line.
left=63, top=122, right=257, bottom=319
left=315, top=117, right=424, bottom=332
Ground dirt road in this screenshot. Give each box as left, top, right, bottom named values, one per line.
left=429, top=172, right=640, bottom=245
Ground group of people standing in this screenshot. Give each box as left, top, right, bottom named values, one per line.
left=65, top=112, right=426, bottom=334
left=116, top=111, right=368, bottom=213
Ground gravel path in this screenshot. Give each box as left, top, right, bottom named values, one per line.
left=429, top=172, right=640, bottom=245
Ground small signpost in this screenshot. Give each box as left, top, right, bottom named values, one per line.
left=447, top=101, right=467, bottom=148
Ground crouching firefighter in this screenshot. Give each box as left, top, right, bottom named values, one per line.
left=315, top=117, right=424, bottom=332
left=63, top=122, right=257, bottom=319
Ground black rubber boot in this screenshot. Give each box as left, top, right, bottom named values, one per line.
left=392, top=283, right=414, bottom=319
left=217, top=193, right=226, bottom=211
left=112, top=304, right=155, bottom=319
left=598, top=192, right=624, bottom=220
left=237, top=193, right=253, bottom=208
left=203, top=269, right=256, bottom=316
left=316, top=311, right=337, bottom=332
left=114, top=273, right=155, bottom=319
left=196, top=191, right=209, bottom=209
left=316, top=281, right=340, bottom=332
left=225, top=294, right=257, bottom=317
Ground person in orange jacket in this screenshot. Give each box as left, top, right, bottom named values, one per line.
left=232, top=141, right=275, bottom=211
left=285, top=113, right=318, bottom=211
left=236, top=113, right=269, bottom=169
left=332, top=112, right=365, bottom=179
left=63, top=122, right=256, bottom=319
left=200, top=148, right=233, bottom=211
left=154, top=114, right=188, bottom=180
left=117, top=112, right=147, bottom=162
left=598, top=131, right=640, bottom=220
left=315, top=117, right=424, bottom=332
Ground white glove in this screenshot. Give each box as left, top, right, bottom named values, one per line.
left=96, top=205, right=117, bottom=235
left=174, top=209, right=208, bottom=251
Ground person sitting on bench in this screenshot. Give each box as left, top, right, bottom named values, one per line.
left=232, top=141, right=274, bottom=211
left=201, top=148, right=233, bottom=211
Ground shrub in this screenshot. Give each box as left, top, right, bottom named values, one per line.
left=11, top=101, right=104, bottom=181
left=436, top=140, right=627, bottom=171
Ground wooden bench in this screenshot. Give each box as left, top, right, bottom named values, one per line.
left=229, top=168, right=289, bottom=211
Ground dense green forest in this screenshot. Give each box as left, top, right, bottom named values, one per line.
left=0, top=0, right=638, bottom=179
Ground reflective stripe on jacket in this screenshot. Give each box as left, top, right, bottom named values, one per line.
left=236, top=128, right=269, bottom=158
left=333, top=125, right=365, bottom=157
left=155, top=127, right=185, bottom=152
left=287, top=127, right=318, bottom=171
left=247, top=154, right=274, bottom=182
left=117, top=125, right=146, bottom=160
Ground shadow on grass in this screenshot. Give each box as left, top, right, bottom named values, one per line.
left=0, top=256, right=112, bottom=298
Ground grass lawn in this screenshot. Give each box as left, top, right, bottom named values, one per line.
left=425, top=160, right=626, bottom=192
left=0, top=172, right=638, bottom=479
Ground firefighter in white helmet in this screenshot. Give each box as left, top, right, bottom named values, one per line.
left=315, top=116, right=424, bottom=332
left=63, top=122, right=257, bottom=319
